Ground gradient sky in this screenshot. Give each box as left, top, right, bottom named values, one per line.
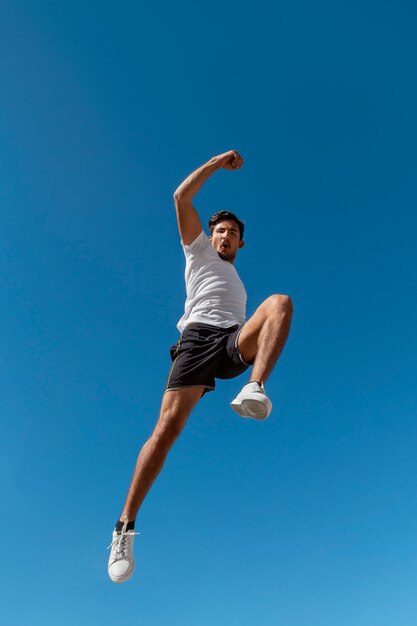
left=1, top=1, right=417, bottom=625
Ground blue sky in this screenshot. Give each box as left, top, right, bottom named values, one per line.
left=1, top=1, right=416, bottom=624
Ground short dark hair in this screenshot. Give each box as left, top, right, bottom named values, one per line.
left=208, top=210, right=245, bottom=240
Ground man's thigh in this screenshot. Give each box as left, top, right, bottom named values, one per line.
left=162, top=386, right=205, bottom=417
left=237, top=307, right=268, bottom=365
left=153, top=386, right=205, bottom=439
left=237, top=295, right=290, bottom=364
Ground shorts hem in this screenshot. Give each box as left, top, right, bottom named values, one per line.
left=164, top=384, right=215, bottom=394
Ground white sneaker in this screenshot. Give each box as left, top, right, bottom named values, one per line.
left=108, top=516, right=138, bottom=583
left=230, top=382, right=272, bottom=420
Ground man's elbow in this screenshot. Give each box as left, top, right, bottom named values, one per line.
left=173, top=189, right=191, bottom=209
left=173, top=189, right=181, bottom=206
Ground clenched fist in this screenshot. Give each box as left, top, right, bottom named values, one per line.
left=216, top=150, right=244, bottom=170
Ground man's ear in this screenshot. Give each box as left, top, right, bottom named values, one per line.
left=239, top=239, right=245, bottom=249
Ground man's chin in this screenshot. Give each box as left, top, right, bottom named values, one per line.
left=217, top=250, right=235, bottom=262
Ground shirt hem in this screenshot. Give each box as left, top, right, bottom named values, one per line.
left=177, top=316, right=245, bottom=333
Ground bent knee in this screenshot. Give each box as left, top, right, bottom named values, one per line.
left=266, top=294, right=293, bottom=316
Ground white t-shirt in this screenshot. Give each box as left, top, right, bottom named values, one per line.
left=177, top=230, right=247, bottom=333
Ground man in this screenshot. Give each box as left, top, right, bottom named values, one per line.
left=108, top=150, right=293, bottom=583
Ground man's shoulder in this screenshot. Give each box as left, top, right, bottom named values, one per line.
left=182, top=229, right=211, bottom=255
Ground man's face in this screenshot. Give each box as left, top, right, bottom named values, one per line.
left=209, top=220, right=244, bottom=263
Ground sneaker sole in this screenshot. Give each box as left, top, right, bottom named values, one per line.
left=231, top=397, right=271, bottom=420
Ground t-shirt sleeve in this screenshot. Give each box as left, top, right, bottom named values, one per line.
left=182, top=230, right=210, bottom=256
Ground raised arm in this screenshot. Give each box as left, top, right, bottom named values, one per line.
left=173, top=150, right=243, bottom=245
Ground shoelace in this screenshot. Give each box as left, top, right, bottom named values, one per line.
left=107, top=517, right=139, bottom=557
left=108, top=531, right=138, bottom=556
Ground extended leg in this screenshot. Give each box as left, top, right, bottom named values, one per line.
left=120, top=386, right=204, bottom=522
left=108, top=386, right=204, bottom=583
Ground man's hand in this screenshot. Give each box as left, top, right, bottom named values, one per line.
left=216, top=150, right=244, bottom=171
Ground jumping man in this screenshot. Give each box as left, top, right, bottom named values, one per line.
left=108, top=150, right=293, bottom=583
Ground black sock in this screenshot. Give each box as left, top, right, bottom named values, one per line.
left=115, top=519, right=135, bottom=532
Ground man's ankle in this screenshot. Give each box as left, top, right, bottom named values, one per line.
left=115, top=518, right=136, bottom=532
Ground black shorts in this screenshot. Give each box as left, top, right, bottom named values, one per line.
left=165, top=322, right=251, bottom=395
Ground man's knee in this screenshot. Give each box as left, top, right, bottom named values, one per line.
left=266, top=294, right=293, bottom=318
left=153, top=405, right=188, bottom=450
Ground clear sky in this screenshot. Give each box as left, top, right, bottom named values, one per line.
left=1, top=1, right=416, bottom=624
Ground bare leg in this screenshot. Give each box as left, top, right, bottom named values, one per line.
left=238, top=294, right=293, bottom=383
left=120, top=386, right=204, bottom=522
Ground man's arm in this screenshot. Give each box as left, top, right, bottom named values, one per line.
left=173, top=150, right=243, bottom=245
